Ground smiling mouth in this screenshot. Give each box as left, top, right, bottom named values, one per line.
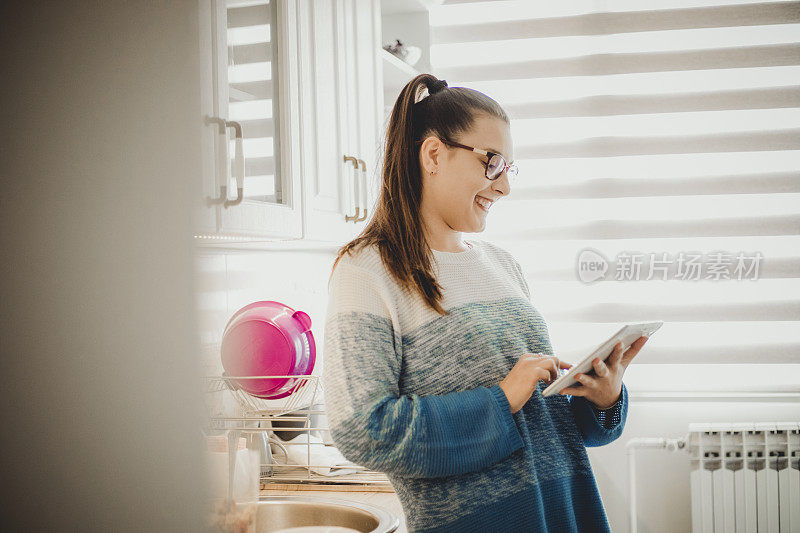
left=475, top=196, right=493, bottom=212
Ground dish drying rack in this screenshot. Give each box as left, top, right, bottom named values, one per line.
left=204, top=375, right=391, bottom=488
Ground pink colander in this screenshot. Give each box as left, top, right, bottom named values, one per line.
left=220, top=301, right=316, bottom=399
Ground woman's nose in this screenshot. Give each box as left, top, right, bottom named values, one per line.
left=492, top=173, right=511, bottom=196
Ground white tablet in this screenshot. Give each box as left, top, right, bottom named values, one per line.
left=541, top=321, right=663, bottom=398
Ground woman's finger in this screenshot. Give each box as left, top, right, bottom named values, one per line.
left=608, top=341, right=624, bottom=369
left=559, top=386, right=587, bottom=397
left=574, top=373, right=597, bottom=389
left=539, top=358, right=558, bottom=380
left=621, top=336, right=648, bottom=367
left=592, top=358, right=610, bottom=378
left=537, top=368, right=553, bottom=382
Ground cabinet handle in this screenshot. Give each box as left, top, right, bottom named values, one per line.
left=204, top=116, right=245, bottom=208
left=223, top=120, right=244, bottom=208
left=355, top=158, right=368, bottom=222
left=205, top=116, right=227, bottom=207
left=343, top=155, right=360, bottom=222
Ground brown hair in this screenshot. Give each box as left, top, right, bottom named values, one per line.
left=329, top=73, right=509, bottom=316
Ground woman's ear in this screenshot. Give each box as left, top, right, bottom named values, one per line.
left=419, top=136, right=442, bottom=175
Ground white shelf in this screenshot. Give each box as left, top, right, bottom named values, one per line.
left=380, top=48, right=419, bottom=91
left=382, top=0, right=444, bottom=14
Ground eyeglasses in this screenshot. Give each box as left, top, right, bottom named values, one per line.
left=415, top=137, right=518, bottom=182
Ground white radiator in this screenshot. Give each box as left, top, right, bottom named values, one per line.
left=688, top=422, right=800, bottom=533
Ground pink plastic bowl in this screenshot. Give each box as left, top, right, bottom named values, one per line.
left=220, top=301, right=316, bottom=399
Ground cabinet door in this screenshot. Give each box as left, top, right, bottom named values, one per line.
left=299, top=0, right=363, bottom=244
left=197, top=0, right=220, bottom=236
left=339, top=0, right=363, bottom=239
left=199, top=0, right=303, bottom=239
left=354, top=0, right=384, bottom=220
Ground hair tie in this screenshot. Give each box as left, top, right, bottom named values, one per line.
left=429, top=79, right=448, bottom=95
left=413, top=78, right=449, bottom=105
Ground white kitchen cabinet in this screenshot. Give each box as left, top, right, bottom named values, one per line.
left=197, top=0, right=304, bottom=240
left=196, top=0, right=384, bottom=244
left=298, top=0, right=384, bottom=243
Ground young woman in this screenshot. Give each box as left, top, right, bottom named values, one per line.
left=322, top=74, right=649, bottom=532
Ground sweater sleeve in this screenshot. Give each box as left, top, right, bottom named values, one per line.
left=592, top=392, right=624, bottom=429
left=322, top=261, right=525, bottom=479
left=566, top=382, right=629, bottom=447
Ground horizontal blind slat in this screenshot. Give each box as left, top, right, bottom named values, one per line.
left=439, top=43, right=800, bottom=81
left=523, top=151, right=800, bottom=182
left=513, top=128, right=800, bottom=158
left=541, top=301, right=800, bottom=322
left=512, top=109, right=800, bottom=144
left=432, top=2, right=800, bottom=43
left=434, top=0, right=799, bottom=21
left=227, top=4, right=269, bottom=28
left=529, top=279, right=800, bottom=303
left=556, top=344, right=800, bottom=364
left=510, top=172, right=800, bottom=199
left=625, top=359, right=800, bottom=392
left=504, top=86, right=800, bottom=119
left=516, top=253, right=795, bottom=280
left=546, top=319, right=800, bottom=346
left=235, top=117, right=274, bottom=138
left=621, top=364, right=800, bottom=392
left=487, top=214, right=800, bottom=239
left=229, top=42, right=272, bottom=64
left=244, top=157, right=274, bottom=177
left=230, top=82, right=272, bottom=100
left=515, top=258, right=799, bottom=280
left=498, top=236, right=799, bottom=261
left=491, top=193, right=800, bottom=224
left=470, top=66, right=800, bottom=106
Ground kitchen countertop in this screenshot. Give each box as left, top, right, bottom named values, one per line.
left=261, top=485, right=408, bottom=533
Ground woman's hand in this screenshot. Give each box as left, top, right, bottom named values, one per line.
left=499, top=354, right=573, bottom=413
left=559, top=336, right=649, bottom=409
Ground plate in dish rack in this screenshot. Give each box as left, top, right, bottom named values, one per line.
left=226, top=374, right=323, bottom=416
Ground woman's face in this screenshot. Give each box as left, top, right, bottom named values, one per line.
left=418, top=113, right=513, bottom=238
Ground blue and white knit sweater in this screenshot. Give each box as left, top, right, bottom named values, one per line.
left=322, top=238, right=627, bottom=533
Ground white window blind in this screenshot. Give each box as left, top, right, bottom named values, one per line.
left=431, top=0, right=800, bottom=395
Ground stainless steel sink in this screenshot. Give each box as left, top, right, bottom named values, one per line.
left=254, top=495, right=400, bottom=532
